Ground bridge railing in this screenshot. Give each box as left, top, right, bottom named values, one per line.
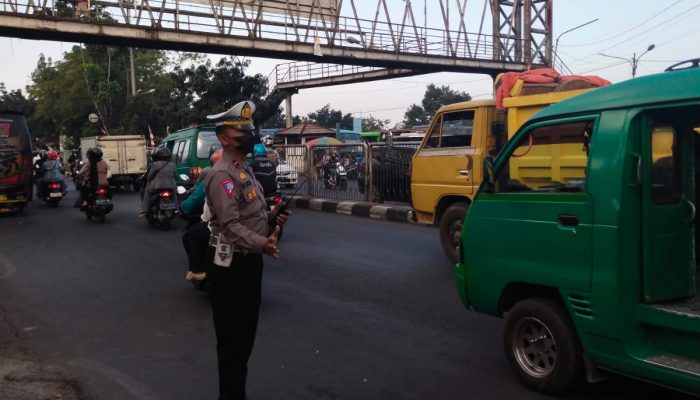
left=0, top=0, right=528, bottom=65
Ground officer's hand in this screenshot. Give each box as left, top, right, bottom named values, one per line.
left=271, top=205, right=289, bottom=226
left=263, top=225, right=280, bottom=258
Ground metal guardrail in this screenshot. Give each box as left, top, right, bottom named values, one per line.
left=273, top=141, right=417, bottom=205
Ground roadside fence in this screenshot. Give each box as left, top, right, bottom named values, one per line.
left=272, top=141, right=420, bottom=204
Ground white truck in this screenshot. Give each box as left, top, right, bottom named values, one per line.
left=81, top=135, right=148, bottom=190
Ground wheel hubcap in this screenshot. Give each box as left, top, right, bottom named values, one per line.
left=512, top=317, right=557, bottom=378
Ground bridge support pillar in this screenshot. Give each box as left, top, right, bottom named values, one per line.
left=285, top=93, right=294, bottom=129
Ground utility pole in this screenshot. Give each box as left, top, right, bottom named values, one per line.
left=601, top=44, right=656, bottom=78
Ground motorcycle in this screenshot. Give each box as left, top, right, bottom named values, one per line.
left=322, top=162, right=348, bottom=190
left=146, top=188, right=177, bottom=230
left=39, top=180, right=65, bottom=207
left=71, top=159, right=84, bottom=182
left=81, top=186, right=113, bottom=223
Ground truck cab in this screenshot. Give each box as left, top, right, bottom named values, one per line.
left=456, top=61, right=700, bottom=395
left=411, top=89, right=592, bottom=263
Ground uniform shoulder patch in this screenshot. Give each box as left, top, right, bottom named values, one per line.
left=220, top=179, right=235, bottom=199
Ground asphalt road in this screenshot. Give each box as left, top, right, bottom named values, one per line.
left=0, top=186, right=694, bottom=400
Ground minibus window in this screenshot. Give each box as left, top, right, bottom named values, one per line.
left=495, top=120, right=594, bottom=193
left=651, top=125, right=681, bottom=204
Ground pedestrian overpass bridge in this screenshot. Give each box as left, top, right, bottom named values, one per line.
left=0, top=0, right=552, bottom=75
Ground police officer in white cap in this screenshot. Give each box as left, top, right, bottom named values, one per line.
left=204, top=100, right=288, bottom=400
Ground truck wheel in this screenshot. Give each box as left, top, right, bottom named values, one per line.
left=504, top=297, right=583, bottom=394
left=438, top=202, right=468, bottom=264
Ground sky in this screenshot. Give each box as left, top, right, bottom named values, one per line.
left=1, top=0, right=699, bottom=127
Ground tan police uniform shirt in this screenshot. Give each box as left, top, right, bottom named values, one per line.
left=205, top=150, right=269, bottom=254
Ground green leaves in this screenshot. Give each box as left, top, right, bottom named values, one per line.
left=23, top=49, right=280, bottom=147
left=402, top=84, right=472, bottom=128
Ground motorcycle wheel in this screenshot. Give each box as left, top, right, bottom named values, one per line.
left=97, top=213, right=106, bottom=223
left=161, top=219, right=171, bottom=231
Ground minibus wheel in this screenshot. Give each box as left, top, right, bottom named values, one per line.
left=439, top=202, right=468, bottom=263
left=504, top=297, right=583, bottom=394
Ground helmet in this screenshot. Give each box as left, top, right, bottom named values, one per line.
left=47, top=150, right=59, bottom=160
left=151, top=147, right=171, bottom=161
left=87, top=147, right=103, bottom=161
left=210, top=149, right=223, bottom=166
left=253, top=143, right=267, bottom=158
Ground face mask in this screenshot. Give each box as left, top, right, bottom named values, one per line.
left=234, top=134, right=260, bottom=155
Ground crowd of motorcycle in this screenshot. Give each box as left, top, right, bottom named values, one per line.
left=30, top=145, right=286, bottom=292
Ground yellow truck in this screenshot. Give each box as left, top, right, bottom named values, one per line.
left=411, top=88, right=594, bottom=263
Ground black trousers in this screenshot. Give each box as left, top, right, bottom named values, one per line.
left=207, top=249, right=263, bottom=400
left=182, top=221, right=211, bottom=273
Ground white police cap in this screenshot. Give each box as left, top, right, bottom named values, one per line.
left=206, top=100, right=256, bottom=131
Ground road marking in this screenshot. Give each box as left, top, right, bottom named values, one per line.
left=70, top=358, right=163, bottom=400
left=0, top=252, right=18, bottom=279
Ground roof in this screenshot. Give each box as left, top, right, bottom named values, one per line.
left=277, top=121, right=335, bottom=136
left=438, top=99, right=495, bottom=113
left=532, top=68, right=700, bottom=122
left=163, top=124, right=216, bottom=141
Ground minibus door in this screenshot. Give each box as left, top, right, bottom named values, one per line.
left=641, top=113, right=695, bottom=303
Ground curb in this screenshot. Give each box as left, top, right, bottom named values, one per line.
left=286, top=196, right=417, bottom=224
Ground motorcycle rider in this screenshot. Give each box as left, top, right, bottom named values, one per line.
left=321, top=148, right=339, bottom=184
left=249, top=143, right=277, bottom=196
left=77, top=147, right=111, bottom=208
left=180, top=149, right=222, bottom=282
left=139, top=147, right=177, bottom=217
left=37, top=150, right=68, bottom=197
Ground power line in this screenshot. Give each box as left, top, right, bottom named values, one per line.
left=574, top=60, right=629, bottom=75
left=595, top=3, right=700, bottom=54
left=561, top=1, right=683, bottom=48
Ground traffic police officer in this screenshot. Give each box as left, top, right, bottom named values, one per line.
left=204, top=100, right=288, bottom=400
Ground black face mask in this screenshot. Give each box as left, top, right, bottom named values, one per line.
left=234, top=134, right=260, bottom=155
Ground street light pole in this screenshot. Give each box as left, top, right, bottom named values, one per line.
left=554, top=19, right=599, bottom=62
left=601, top=44, right=655, bottom=78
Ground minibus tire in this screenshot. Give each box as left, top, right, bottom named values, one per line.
left=439, top=202, right=468, bottom=264
left=504, top=297, right=583, bottom=394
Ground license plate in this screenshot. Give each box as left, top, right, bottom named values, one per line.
left=160, top=201, right=175, bottom=210
left=49, top=192, right=62, bottom=198
left=95, top=198, right=110, bottom=205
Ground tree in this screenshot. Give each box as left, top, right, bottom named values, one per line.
left=307, top=104, right=353, bottom=129
left=361, top=114, right=390, bottom=131
left=24, top=50, right=281, bottom=147
left=402, top=84, right=471, bottom=128
left=401, top=104, right=429, bottom=128
left=0, top=83, right=32, bottom=114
